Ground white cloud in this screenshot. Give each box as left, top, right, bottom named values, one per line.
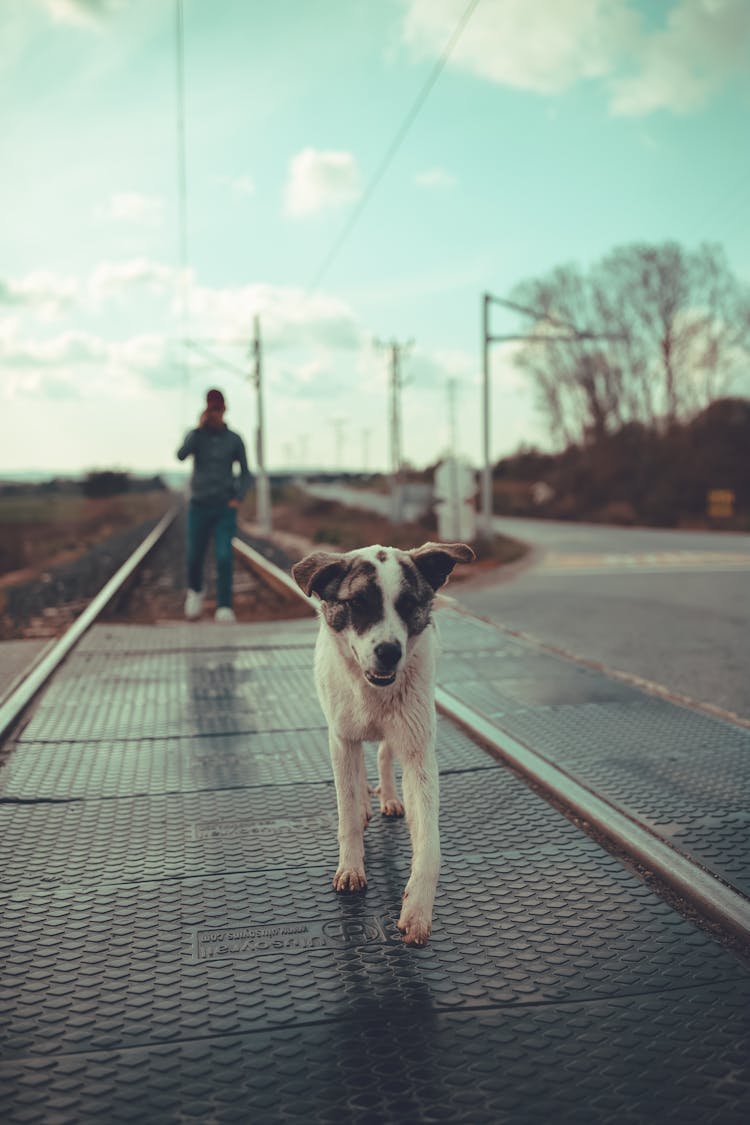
left=37, top=0, right=122, bottom=28
left=100, top=192, right=164, bottom=226
left=401, top=0, right=750, bottom=115
left=402, top=0, right=637, bottom=95
left=0, top=323, right=172, bottom=400
left=609, top=0, right=750, bottom=116
left=414, top=167, right=457, bottom=189
left=284, top=147, right=362, bottom=218
left=87, top=259, right=177, bottom=305
left=0, top=270, right=78, bottom=318
left=187, top=280, right=364, bottom=352
left=217, top=174, right=256, bottom=198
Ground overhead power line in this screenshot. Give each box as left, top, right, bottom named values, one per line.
left=174, top=0, right=192, bottom=423
left=307, top=0, right=483, bottom=293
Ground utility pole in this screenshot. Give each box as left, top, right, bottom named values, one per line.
left=361, top=427, right=372, bottom=472
left=250, top=314, right=271, bottom=534
left=480, top=292, right=624, bottom=538
left=376, top=338, right=413, bottom=522
left=298, top=433, right=309, bottom=477
left=447, top=378, right=460, bottom=540
left=330, top=418, right=345, bottom=471
left=447, top=378, right=459, bottom=458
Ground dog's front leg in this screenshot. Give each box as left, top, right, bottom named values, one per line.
left=397, top=737, right=440, bottom=946
left=330, top=734, right=368, bottom=892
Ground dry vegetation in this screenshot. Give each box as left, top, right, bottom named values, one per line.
left=0, top=489, right=174, bottom=585
left=247, top=484, right=527, bottom=581
left=0, top=479, right=526, bottom=641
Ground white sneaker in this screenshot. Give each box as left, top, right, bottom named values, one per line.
left=184, top=589, right=204, bottom=620
left=215, top=607, right=236, bottom=623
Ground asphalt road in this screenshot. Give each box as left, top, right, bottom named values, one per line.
left=307, top=485, right=750, bottom=722
left=458, top=514, right=750, bottom=722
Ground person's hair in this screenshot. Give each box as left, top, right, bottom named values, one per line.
left=206, top=388, right=226, bottom=411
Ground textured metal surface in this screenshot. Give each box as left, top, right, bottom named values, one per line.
left=437, top=609, right=750, bottom=901
left=57, top=645, right=317, bottom=678
left=474, top=698, right=750, bottom=898
left=2, top=770, right=580, bottom=890
left=441, top=667, right=640, bottom=710
left=77, top=619, right=318, bottom=653
left=1, top=986, right=748, bottom=1124
left=2, top=612, right=750, bottom=1122
left=20, top=664, right=324, bottom=741
left=0, top=716, right=494, bottom=800
left=2, top=849, right=744, bottom=1061
left=437, top=610, right=522, bottom=653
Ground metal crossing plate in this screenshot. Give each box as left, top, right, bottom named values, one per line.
left=2, top=612, right=750, bottom=1122
left=478, top=699, right=750, bottom=897
left=77, top=620, right=319, bottom=653
left=2, top=770, right=580, bottom=891
left=0, top=716, right=495, bottom=800
left=1, top=986, right=748, bottom=1124
left=436, top=609, right=750, bottom=900
left=2, top=847, right=744, bottom=1062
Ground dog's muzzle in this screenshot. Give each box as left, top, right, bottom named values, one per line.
left=365, top=641, right=402, bottom=687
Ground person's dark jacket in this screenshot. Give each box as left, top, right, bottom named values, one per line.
left=177, top=423, right=252, bottom=505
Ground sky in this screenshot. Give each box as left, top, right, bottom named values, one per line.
left=1, top=0, right=749, bottom=477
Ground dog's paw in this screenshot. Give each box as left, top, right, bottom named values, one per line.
left=397, top=898, right=432, bottom=946
left=374, top=786, right=405, bottom=818
left=332, top=866, right=367, bottom=893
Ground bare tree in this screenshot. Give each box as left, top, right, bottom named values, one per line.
left=511, top=264, right=625, bottom=444
left=511, top=242, right=750, bottom=445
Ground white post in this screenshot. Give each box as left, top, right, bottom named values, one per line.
left=481, top=292, right=493, bottom=538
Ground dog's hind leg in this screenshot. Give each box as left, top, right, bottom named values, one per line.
left=330, top=734, right=368, bottom=893
left=358, top=748, right=373, bottom=828
left=396, top=735, right=441, bottom=946
left=375, top=740, right=405, bottom=817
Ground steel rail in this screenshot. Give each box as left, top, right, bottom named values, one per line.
left=436, top=687, right=750, bottom=943
left=232, top=537, right=314, bottom=604
left=0, top=504, right=179, bottom=743
left=229, top=546, right=750, bottom=943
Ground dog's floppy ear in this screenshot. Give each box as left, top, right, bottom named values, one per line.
left=409, top=542, right=475, bottom=591
left=291, top=551, right=348, bottom=600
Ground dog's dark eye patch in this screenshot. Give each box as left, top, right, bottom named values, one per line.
left=321, top=560, right=385, bottom=636
left=343, top=581, right=384, bottom=635
left=322, top=602, right=349, bottom=632
left=397, top=560, right=434, bottom=635
left=396, top=592, right=418, bottom=619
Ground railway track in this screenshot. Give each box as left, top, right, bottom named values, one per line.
left=0, top=504, right=310, bottom=738
left=0, top=509, right=748, bottom=951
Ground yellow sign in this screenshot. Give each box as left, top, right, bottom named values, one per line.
left=707, top=490, right=735, bottom=518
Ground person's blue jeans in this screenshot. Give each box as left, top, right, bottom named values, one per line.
left=187, top=501, right=236, bottom=609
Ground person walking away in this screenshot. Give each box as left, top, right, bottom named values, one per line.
left=177, top=388, right=252, bottom=622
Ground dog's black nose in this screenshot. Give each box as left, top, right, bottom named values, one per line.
left=374, top=641, right=402, bottom=669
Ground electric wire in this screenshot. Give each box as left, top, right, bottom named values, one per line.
left=307, top=0, right=483, bottom=293
left=175, top=0, right=191, bottom=418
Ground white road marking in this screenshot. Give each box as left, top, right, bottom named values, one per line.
left=538, top=550, right=750, bottom=576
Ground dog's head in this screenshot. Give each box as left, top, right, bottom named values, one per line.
left=292, top=542, right=475, bottom=687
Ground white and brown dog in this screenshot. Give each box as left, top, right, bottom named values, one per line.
left=292, top=541, right=474, bottom=945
